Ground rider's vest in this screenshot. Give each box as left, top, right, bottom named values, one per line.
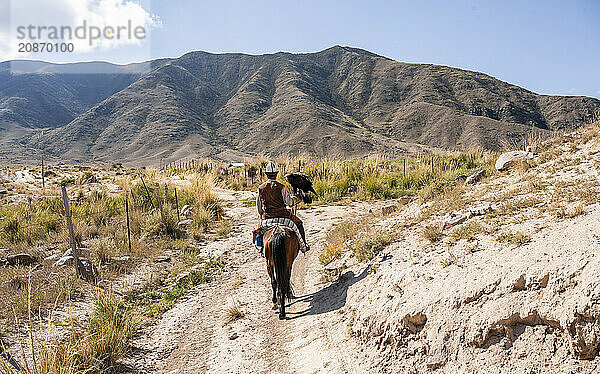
left=258, top=180, right=289, bottom=219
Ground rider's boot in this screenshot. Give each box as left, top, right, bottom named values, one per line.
left=297, top=224, right=310, bottom=252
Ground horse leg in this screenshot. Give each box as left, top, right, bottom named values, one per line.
left=269, top=228, right=288, bottom=320
left=271, top=276, right=278, bottom=310
left=279, top=234, right=293, bottom=319
left=286, top=236, right=300, bottom=299
left=286, top=261, right=294, bottom=299
left=278, top=288, right=286, bottom=320
left=267, top=263, right=278, bottom=310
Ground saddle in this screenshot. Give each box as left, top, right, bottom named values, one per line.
left=253, top=217, right=308, bottom=253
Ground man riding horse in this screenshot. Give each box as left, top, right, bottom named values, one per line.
left=256, top=161, right=310, bottom=319
left=256, top=161, right=310, bottom=253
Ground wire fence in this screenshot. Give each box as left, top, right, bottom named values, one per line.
left=0, top=181, right=187, bottom=246
left=159, top=153, right=490, bottom=187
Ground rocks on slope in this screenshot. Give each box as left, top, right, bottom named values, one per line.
left=344, top=203, right=600, bottom=373
left=333, top=125, right=600, bottom=373
left=495, top=151, right=534, bottom=171
left=1, top=253, right=37, bottom=267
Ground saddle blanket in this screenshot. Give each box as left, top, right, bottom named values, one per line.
left=260, top=217, right=308, bottom=253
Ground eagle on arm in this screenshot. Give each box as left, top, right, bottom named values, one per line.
left=284, top=172, right=316, bottom=204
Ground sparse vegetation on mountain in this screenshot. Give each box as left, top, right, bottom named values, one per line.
left=2, top=47, right=599, bottom=165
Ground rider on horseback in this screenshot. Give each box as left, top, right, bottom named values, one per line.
left=256, top=161, right=310, bottom=252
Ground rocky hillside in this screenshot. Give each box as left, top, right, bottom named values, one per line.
left=331, top=121, right=600, bottom=372
left=1, top=46, right=599, bottom=165
left=0, top=60, right=174, bottom=132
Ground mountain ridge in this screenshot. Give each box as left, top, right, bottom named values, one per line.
left=1, top=46, right=598, bottom=165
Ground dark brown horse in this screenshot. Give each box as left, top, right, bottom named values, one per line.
left=263, top=226, right=300, bottom=319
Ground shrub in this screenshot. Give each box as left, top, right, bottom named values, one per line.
left=6, top=292, right=134, bottom=374
left=352, top=230, right=394, bottom=262
left=142, top=208, right=184, bottom=239
left=319, top=239, right=344, bottom=265
left=215, top=220, right=233, bottom=238
left=496, top=230, right=531, bottom=246
left=449, top=221, right=485, bottom=242
left=423, top=224, right=444, bottom=242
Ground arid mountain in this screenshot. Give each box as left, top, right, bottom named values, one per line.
left=0, top=60, right=168, bottom=131
left=1, top=46, right=599, bottom=165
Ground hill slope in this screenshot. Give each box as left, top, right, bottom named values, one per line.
left=338, top=122, right=600, bottom=372
left=1, top=46, right=599, bottom=164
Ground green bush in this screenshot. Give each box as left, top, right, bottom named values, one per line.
left=142, top=208, right=185, bottom=239
left=0, top=206, right=61, bottom=245
left=352, top=230, right=395, bottom=262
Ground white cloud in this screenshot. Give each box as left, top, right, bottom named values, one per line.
left=1, top=0, right=160, bottom=61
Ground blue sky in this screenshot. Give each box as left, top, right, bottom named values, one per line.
left=3, top=0, right=599, bottom=98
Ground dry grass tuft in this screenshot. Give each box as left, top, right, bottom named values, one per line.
left=441, top=250, right=458, bottom=267
left=352, top=230, right=395, bottom=262
left=320, top=215, right=396, bottom=264
left=319, top=239, right=344, bottom=266
left=449, top=221, right=485, bottom=242
left=552, top=203, right=585, bottom=220
left=225, top=300, right=245, bottom=324
left=215, top=220, right=233, bottom=238
left=1, top=291, right=135, bottom=374
left=423, top=224, right=444, bottom=243
left=496, top=230, right=531, bottom=246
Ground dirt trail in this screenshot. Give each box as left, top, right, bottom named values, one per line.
left=126, top=190, right=376, bottom=373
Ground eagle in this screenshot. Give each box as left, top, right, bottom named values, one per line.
left=285, top=172, right=316, bottom=204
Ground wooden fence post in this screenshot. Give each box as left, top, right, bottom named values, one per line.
left=156, top=186, right=166, bottom=230
left=164, top=184, right=169, bottom=205
left=41, top=152, right=45, bottom=190
left=174, top=188, right=180, bottom=222
left=61, top=185, right=79, bottom=276
left=125, top=193, right=132, bottom=253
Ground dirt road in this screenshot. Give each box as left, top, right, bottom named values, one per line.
left=126, top=190, right=375, bottom=373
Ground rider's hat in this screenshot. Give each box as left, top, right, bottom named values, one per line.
left=265, top=161, right=279, bottom=174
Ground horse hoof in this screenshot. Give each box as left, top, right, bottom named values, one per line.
left=278, top=314, right=286, bottom=320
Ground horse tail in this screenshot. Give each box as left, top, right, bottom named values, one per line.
left=272, top=229, right=290, bottom=301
